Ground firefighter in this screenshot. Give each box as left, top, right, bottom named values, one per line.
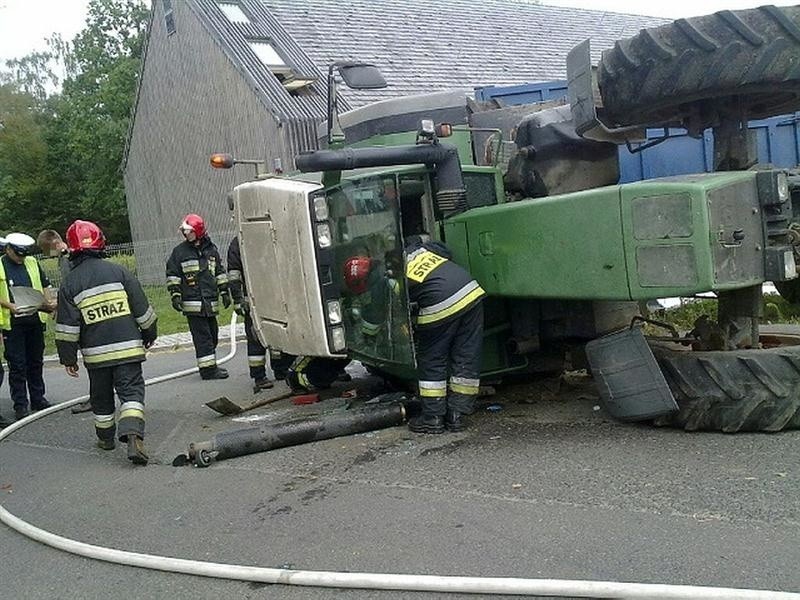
left=226, top=235, right=294, bottom=391
left=166, top=214, right=230, bottom=380
left=404, top=235, right=485, bottom=433
left=285, top=356, right=350, bottom=394
left=0, top=232, right=54, bottom=421
left=55, top=220, right=157, bottom=465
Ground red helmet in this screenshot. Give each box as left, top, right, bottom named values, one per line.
left=343, top=256, right=372, bottom=294
left=179, top=213, right=206, bottom=238
left=66, top=220, right=106, bottom=253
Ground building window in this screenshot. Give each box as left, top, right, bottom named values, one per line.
left=163, top=0, right=176, bottom=36
left=246, top=39, right=317, bottom=93
left=218, top=2, right=251, bottom=23
left=247, top=40, right=288, bottom=70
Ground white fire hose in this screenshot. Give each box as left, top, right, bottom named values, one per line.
left=0, top=314, right=797, bottom=599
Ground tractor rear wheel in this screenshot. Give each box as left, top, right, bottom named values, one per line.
left=650, top=327, right=800, bottom=432
left=598, top=5, right=800, bottom=131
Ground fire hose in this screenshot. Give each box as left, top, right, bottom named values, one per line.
left=0, top=315, right=797, bottom=599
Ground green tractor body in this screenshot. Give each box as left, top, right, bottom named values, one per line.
left=226, top=6, right=800, bottom=431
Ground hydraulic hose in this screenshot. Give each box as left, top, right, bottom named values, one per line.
left=1, top=314, right=798, bottom=599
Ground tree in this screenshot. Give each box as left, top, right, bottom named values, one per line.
left=0, top=0, right=148, bottom=243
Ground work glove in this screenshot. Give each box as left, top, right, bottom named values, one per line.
left=221, top=291, right=232, bottom=309
left=171, top=295, right=183, bottom=313
left=234, top=298, right=250, bottom=317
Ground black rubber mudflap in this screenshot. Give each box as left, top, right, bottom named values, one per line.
left=586, top=328, right=679, bottom=421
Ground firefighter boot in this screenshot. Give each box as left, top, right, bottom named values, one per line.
left=126, top=434, right=149, bottom=466
left=200, top=367, right=229, bottom=380
left=408, top=396, right=446, bottom=434
left=253, top=377, right=274, bottom=393
left=97, top=438, right=116, bottom=451
left=445, top=409, right=467, bottom=432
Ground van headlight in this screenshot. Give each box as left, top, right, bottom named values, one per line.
left=330, top=326, right=346, bottom=351
left=316, top=223, right=331, bottom=248
left=327, top=299, right=342, bottom=324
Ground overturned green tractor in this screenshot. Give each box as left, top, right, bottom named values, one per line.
left=221, top=5, right=800, bottom=432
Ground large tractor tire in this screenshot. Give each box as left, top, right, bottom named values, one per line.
left=650, top=328, right=800, bottom=432
left=598, top=5, right=800, bottom=130
left=775, top=279, right=800, bottom=304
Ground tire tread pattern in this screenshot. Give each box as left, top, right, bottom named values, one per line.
left=651, top=342, right=800, bottom=432
left=598, top=6, right=800, bottom=127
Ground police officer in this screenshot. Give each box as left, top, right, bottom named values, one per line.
left=0, top=232, right=54, bottom=421
left=55, top=220, right=157, bottom=465
left=404, top=236, right=485, bottom=433
left=166, top=214, right=230, bottom=380
left=0, top=236, right=7, bottom=428
left=226, top=236, right=295, bottom=392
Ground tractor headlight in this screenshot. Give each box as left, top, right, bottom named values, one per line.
left=330, top=326, right=346, bottom=351
left=313, top=196, right=329, bottom=221
left=777, top=172, right=789, bottom=202
left=327, top=299, right=342, bottom=324
left=316, top=223, right=331, bottom=248
left=785, top=250, right=797, bottom=279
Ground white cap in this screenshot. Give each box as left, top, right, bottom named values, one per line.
left=5, top=232, right=35, bottom=247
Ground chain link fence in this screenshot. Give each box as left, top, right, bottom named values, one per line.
left=38, top=232, right=236, bottom=343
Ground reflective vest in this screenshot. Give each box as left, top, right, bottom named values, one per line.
left=0, top=256, right=47, bottom=330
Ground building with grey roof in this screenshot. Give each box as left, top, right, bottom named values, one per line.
left=123, top=0, right=664, bottom=281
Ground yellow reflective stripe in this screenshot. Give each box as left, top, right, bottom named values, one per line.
left=361, top=320, right=381, bottom=335
left=450, top=383, right=479, bottom=395
left=416, top=286, right=485, bottom=325
left=94, top=416, right=116, bottom=429
left=197, top=355, right=216, bottom=368
left=77, top=290, right=128, bottom=309
left=406, top=251, right=448, bottom=283
left=83, top=347, right=145, bottom=364
left=419, top=387, right=446, bottom=397
left=119, top=408, right=144, bottom=420
left=298, top=372, right=310, bottom=388
left=248, top=356, right=267, bottom=367
left=55, top=331, right=80, bottom=342
left=418, top=380, right=446, bottom=397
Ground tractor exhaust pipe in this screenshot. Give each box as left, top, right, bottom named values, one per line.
left=174, top=399, right=421, bottom=468
left=295, top=144, right=468, bottom=216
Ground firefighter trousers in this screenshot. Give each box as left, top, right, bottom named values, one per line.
left=288, top=356, right=349, bottom=391
left=3, top=321, right=47, bottom=411
left=88, top=362, right=145, bottom=443
left=244, top=312, right=267, bottom=381
left=415, top=301, right=483, bottom=417
left=270, top=349, right=295, bottom=381
left=187, top=315, right=219, bottom=374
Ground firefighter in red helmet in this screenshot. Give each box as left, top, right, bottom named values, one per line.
left=55, top=220, right=157, bottom=464
left=166, top=213, right=231, bottom=379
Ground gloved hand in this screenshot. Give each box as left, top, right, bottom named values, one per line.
left=234, top=297, right=250, bottom=317
left=171, top=295, right=183, bottom=313
left=141, top=326, right=157, bottom=349
left=221, top=291, right=232, bottom=309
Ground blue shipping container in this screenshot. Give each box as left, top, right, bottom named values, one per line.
left=474, top=82, right=800, bottom=181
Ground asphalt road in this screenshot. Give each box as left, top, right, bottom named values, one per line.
left=1, top=346, right=798, bottom=599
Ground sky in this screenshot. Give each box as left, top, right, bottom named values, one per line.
left=0, top=0, right=799, bottom=62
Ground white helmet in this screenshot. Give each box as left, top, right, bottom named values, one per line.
left=5, top=232, right=35, bottom=256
